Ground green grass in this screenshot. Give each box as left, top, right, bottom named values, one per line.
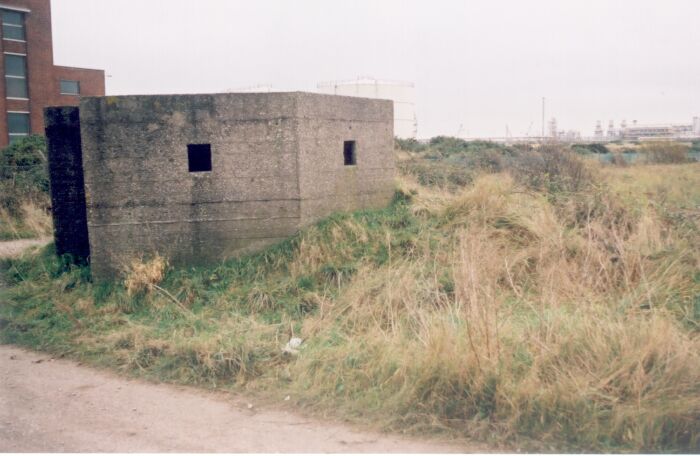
left=2, top=147, right=700, bottom=452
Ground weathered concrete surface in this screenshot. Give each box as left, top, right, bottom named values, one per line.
left=0, top=345, right=477, bottom=453
left=296, top=93, right=395, bottom=224
left=75, top=92, right=395, bottom=279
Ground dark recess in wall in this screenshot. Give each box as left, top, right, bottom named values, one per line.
left=44, top=106, right=90, bottom=263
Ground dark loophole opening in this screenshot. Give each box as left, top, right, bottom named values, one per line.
left=188, top=144, right=212, bottom=172
left=343, top=140, right=356, bottom=166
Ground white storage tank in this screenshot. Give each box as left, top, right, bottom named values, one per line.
left=317, top=77, right=417, bottom=138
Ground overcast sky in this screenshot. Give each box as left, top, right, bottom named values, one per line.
left=51, top=0, right=700, bottom=138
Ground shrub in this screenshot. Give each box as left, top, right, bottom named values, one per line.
left=609, top=152, right=628, bottom=167
left=572, top=143, right=610, bottom=154
left=427, top=136, right=510, bottom=157
left=0, top=135, right=49, bottom=216
left=394, top=137, right=427, bottom=153
left=638, top=142, right=691, bottom=164
left=510, top=145, right=594, bottom=194
left=0, top=136, right=51, bottom=239
left=398, top=159, right=472, bottom=189
left=428, top=135, right=470, bottom=154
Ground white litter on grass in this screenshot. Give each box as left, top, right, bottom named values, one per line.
left=283, top=337, right=303, bottom=355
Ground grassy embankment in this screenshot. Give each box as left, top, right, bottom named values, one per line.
left=0, top=136, right=52, bottom=240
left=1, top=138, right=699, bottom=452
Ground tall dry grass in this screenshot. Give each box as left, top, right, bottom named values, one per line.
left=0, top=200, right=52, bottom=240
left=286, top=169, right=700, bottom=450
left=2, top=153, right=699, bottom=451
left=124, top=255, right=168, bottom=296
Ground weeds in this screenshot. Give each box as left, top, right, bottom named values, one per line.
left=124, top=255, right=168, bottom=296
left=1, top=141, right=699, bottom=451
left=639, top=142, right=692, bottom=164
left=0, top=136, right=51, bottom=239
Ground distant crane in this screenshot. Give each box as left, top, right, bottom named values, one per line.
left=541, top=97, right=546, bottom=138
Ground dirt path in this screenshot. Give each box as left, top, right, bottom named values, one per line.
left=0, top=240, right=483, bottom=452
left=0, top=346, right=481, bottom=452
left=0, top=237, right=50, bottom=259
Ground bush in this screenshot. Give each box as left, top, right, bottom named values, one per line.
left=0, top=135, right=49, bottom=216
left=0, top=136, right=51, bottom=239
left=638, top=142, right=691, bottom=164
left=509, top=145, right=594, bottom=194
left=398, top=159, right=472, bottom=190
left=572, top=143, right=610, bottom=155
left=428, top=136, right=509, bottom=157
left=609, top=153, right=628, bottom=167
left=396, top=138, right=593, bottom=195
left=394, top=137, right=427, bottom=153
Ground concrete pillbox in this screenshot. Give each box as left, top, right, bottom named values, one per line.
left=45, top=92, right=395, bottom=280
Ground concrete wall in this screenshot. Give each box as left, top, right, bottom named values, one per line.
left=296, top=93, right=395, bottom=224
left=80, top=93, right=301, bottom=278
left=77, top=92, right=394, bottom=279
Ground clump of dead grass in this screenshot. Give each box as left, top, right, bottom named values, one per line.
left=0, top=201, right=51, bottom=240
left=124, top=255, right=168, bottom=296
left=19, top=201, right=52, bottom=236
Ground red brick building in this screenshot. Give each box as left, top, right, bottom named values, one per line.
left=0, top=0, right=104, bottom=147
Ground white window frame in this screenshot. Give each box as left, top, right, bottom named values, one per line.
left=0, top=5, right=31, bottom=13
left=2, top=24, right=25, bottom=42
left=1, top=7, right=26, bottom=42
left=59, top=79, right=81, bottom=96
left=4, top=51, right=28, bottom=99
left=7, top=110, right=30, bottom=141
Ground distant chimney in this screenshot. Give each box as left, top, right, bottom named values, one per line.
left=594, top=120, right=603, bottom=138
left=607, top=120, right=615, bottom=138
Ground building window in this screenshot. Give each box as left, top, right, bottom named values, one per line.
left=1, top=10, right=25, bottom=41
left=4, top=53, right=28, bottom=99
left=60, top=80, right=81, bottom=95
left=343, top=140, right=356, bottom=166
left=7, top=112, right=30, bottom=144
left=187, top=144, right=212, bottom=172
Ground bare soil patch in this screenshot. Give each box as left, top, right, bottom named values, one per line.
left=0, top=238, right=50, bottom=259
left=0, top=345, right=475, bottom=452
